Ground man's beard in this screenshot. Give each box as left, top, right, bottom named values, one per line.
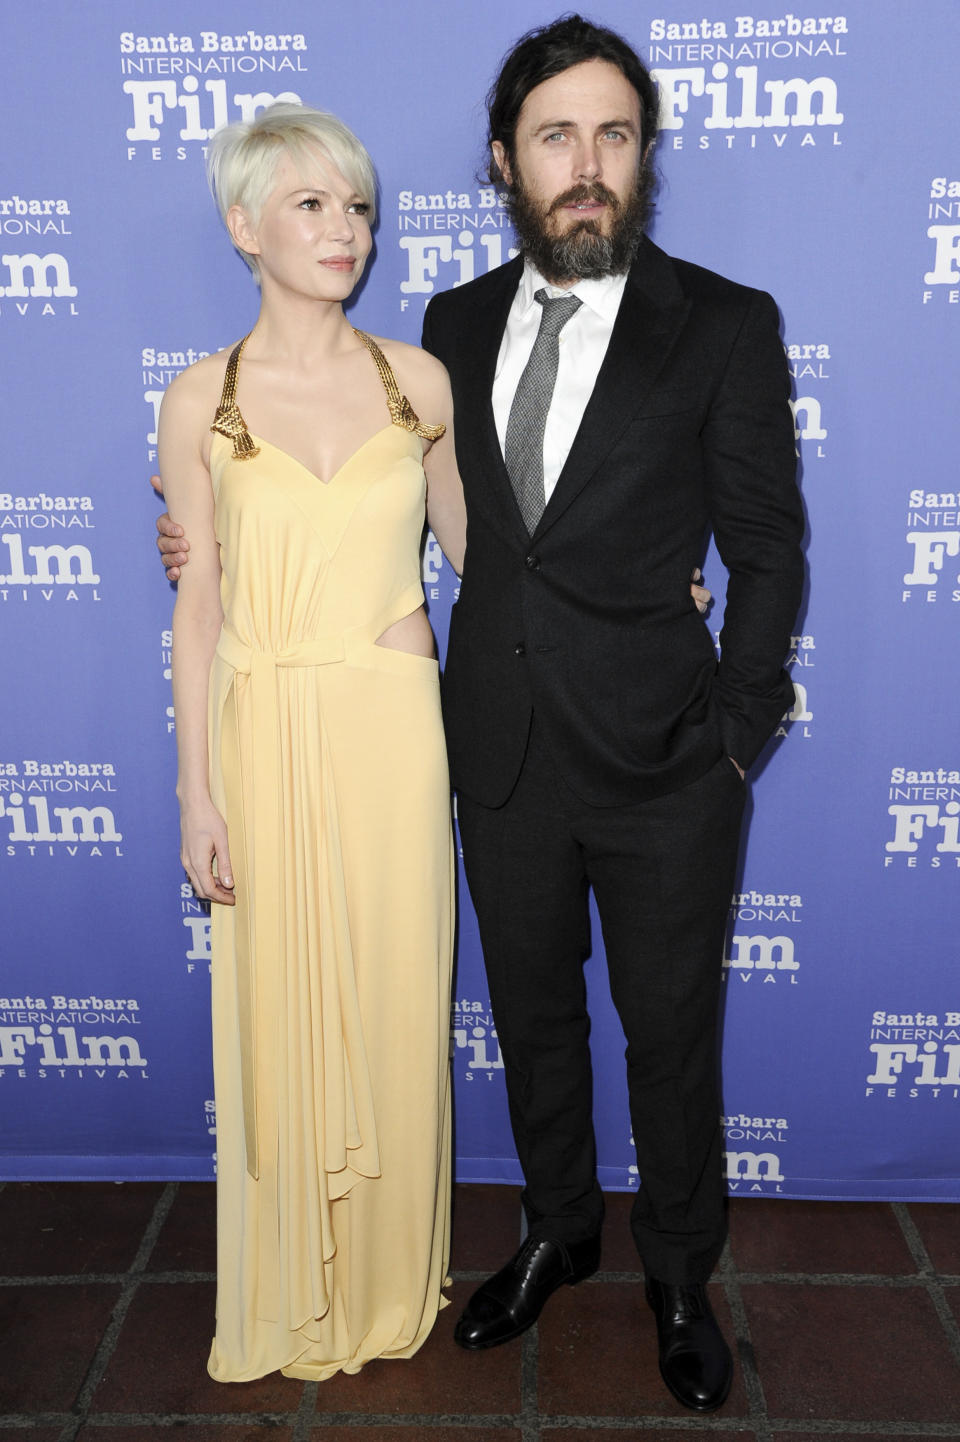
left=506, top=166, right=653, bottom=284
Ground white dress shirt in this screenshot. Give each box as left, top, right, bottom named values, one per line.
left=492, top=262, right=629, bottom=504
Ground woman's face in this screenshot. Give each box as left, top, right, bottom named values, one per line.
left=232, top=147, right=373, bottom=301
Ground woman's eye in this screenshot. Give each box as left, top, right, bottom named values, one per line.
left=349, top=202, right=370, bottom=216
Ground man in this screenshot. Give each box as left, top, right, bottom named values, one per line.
left=421, top=15, right=802, bottom=1410
left=158, top=14, right=804, bottom=1412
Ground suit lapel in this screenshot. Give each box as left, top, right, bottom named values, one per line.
left=532, top=242, right=691, bottom=542
left=451, top=257, right=533, bottom=542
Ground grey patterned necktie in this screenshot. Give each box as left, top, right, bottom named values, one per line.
left=504, top=288, right=582, bottom=534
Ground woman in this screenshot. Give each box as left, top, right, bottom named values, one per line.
left=160, top=103, right=465, bottom=1382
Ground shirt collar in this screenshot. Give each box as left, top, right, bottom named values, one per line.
left=518, top=259, right=629, bottom=325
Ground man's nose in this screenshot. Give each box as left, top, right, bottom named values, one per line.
left=574, top=141, right=601, bottom=180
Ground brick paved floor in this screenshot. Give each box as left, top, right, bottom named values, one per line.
left=1, top=1181, right=958, bottom=1440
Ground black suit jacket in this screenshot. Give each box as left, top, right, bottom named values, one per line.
left=422, top=238, right=805, bottom=808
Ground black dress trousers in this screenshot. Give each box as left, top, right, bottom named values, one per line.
left=456, top=721, right=746, bottom=1284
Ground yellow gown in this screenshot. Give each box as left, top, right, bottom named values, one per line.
left=203, top=332, right=453, bottom=1382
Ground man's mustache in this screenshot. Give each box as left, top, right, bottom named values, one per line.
left=546, top=182, right=621, bottom=217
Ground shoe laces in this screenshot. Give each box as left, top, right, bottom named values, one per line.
left=513, top=1236, right=560, bottom=1283
left=658, top=1282, right=707, bottom=1323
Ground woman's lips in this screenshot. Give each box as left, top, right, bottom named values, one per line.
left=320, top=257, right=356, bottom=271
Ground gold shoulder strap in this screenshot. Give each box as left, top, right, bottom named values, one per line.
left=210, top=334, right=260, bottom=460
left=353, top=329, right=446, bottom=442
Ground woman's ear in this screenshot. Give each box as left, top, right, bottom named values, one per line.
left=226, top=204, right=259, bottom=260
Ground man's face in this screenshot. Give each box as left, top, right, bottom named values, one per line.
left=493, top=58, right=650, bottom=284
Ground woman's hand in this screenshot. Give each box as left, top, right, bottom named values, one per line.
left=179, top=795, right=236, bottom=905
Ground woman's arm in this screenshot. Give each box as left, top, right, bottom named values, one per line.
left=388, top=343, right=466, bottom=575
left=423, top=408, right=466, bottom=577
left=158, top=372, right=235, bottom=906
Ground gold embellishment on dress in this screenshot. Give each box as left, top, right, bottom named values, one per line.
left=353, top=329, right=446, bottom=441
left=211, top=329, right=445, bottom=458
left=211, top=335, right=260, bottom=459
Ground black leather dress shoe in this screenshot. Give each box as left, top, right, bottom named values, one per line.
left=645, top=1277, right=733, bottom=1411
left=454, top=1234, right=601, bottom=1349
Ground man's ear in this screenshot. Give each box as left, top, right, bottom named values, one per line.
left=226, top=204, right=260, bottom=260
left=491, top=140, right=513, bottom=188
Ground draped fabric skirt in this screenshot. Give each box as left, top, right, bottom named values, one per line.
left=206, top=634, right=453, bottom=1382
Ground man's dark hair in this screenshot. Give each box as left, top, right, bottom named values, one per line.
left=486, top=13, right=660, bottom=185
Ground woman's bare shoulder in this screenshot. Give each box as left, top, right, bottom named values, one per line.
left=370, top=335, right=452, bottom=416
left=162, top=343, right=237, bottom=417
left=369, top=334, right=448, bottom=384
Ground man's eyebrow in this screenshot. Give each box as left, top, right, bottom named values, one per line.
left=597, top=116, right=639, bottom=133
left=531, top=117, right=639, bottom=135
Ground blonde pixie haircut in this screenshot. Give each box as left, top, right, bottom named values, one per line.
left=206, top=102, right=378, bottom=279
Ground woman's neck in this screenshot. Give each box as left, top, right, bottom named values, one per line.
left=245, top=290, right=358, bottom=367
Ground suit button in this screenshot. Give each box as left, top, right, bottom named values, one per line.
left=524, top=554, right=541, bottom=571
left=514, top=642, right=526, bottom=656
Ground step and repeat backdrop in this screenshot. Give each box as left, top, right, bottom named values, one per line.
left=2, top=0, right=958, bottom=1198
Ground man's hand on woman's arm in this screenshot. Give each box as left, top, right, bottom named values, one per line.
left=151, top=474, right=190, bottom=581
